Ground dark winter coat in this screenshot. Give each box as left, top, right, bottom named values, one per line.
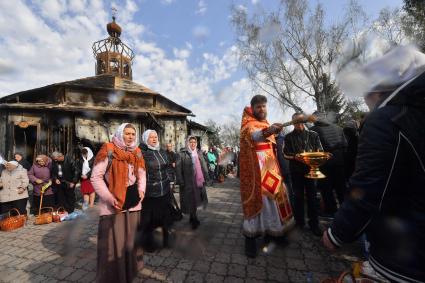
left=327, top=73, right=425, bottom=283
left=176, top=148, right=209, bottom=214
left=283, top=129, right=323, bottom=174
left=343, top=125, right=358, bottom=180
left=310, top=121, right=347, bottom=166
left=140, top=144, right=172, bottom=198
left=51, top=155, right=78, bottom=185
left=17, top=159, right=32, bottom=171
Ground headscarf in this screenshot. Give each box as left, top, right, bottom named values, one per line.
left=112, top=123, right=138, bottom=151
left=187, top=136, right=205, bottom=188
left=81, top=147, right=94, bottom=176
left=142, top=129, right=160, bottom=151
left=35, top=154, right=49, bottom=166
left=5, top=160, right=19, bottom=171
left=94, top=123, right=145, bottom=209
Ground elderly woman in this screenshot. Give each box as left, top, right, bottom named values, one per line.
left=91, top=123, right=146, bottom=283
left=0, top=161, right=29, bottom=215
left=28, top=155, right=53, bottom=215
left=176, top=136, right=209, bottom=229
left=139, top=129, right=173, bottom=252
left=76, top=147, right=96, bottom=209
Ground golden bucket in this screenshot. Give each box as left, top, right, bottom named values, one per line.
left=295, top=152, right=332, bottom=179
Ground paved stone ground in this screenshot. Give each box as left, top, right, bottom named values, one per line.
left=0, top=177, right=363, bottom=283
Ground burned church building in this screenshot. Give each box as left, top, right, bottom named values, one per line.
left=0, top=17, right=201, bottom=162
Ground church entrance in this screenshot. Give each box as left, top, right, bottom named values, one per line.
left=14, top=124, right=38, bottom=163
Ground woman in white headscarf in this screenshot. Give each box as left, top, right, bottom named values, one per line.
left=176, top=136, right=209, bottom=229
left=76, top=147, right=95, bottom=209
left=0, top=161, right=29, bottom=215
left=138, top=129, right=174, bottom=252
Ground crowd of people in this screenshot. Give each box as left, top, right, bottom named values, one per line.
left=1, top=45, right=424, bottom=283
left=0, top=150, right=93, bottom=216
left=0, top=124, right=212, bottom=282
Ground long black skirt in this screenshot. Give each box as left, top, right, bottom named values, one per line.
left=140, top=193, right=173, bottom=231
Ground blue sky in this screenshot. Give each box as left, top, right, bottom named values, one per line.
left=0, top=0, right=403, bottom=123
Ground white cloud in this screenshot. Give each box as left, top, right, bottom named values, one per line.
left=69, top=0, right=86, bottom=13
left=160, top=0, right=176, bottom=5
left=251, top=0, right=260, bottom=4
left=173, top=48, right=191, bottom=59
left=192, top=25, right=209, bottom=42
left=185, top=42, right=193, bottom=50
left=235, top=4, right=248, bottom=13
left=196, top=0, right=207, bottom=16
left=38, top=0, right=67, bottom=21
left=0, top=0, right=288, bottom=125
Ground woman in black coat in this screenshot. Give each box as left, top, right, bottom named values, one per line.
left=139, top=129, right=173, bottom=251
left=176, top=136, right=209, bottom=229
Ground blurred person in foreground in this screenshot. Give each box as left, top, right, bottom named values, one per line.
left=91, top=123, right=146, bottom=283
left=322, top=45, right=425, bottom=283
left=239, top=95, right=294, bottom=258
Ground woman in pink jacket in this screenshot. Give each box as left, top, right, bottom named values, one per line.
left=91, top=123, right=146, bottom=283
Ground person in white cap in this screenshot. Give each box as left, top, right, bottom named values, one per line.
left=322, top=45, right=425, bottom=283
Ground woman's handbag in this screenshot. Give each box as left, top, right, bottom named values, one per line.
left=121, top=183, right=141, bottom=210
left=52, top=207, right=67, bottom=223
left=0, top=208, right=26, bottom=231
left=170, top=191, right=183, bottom=221
left=34, top=207, right=53, bottom=225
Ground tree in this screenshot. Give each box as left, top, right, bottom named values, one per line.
left=372, top=7, right=406, bottom=47
left=231, top=0, right=367, bottom=115
left=220, top=119, right=240, bottom=149
left=402, top=0, right=425, bottom=50
left=204, top=119, right=221, bottom=147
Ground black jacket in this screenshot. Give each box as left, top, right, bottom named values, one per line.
left=51, top=155, right=78, bottom=184
left=140, top=144, right=172, bottom=198
left=283, top=129, right=323, bottom=174
left=327, top=74, right=425, bottom=282
left=165, top=150, right=177, bottom=164
left=343, top=125, right=358, bottom=179
left=17, top=159, right=32, bottom=171
left=310, top=121, right=347, bottom=166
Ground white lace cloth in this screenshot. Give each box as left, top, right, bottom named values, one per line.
left=242, top=196, right=287, bottom=237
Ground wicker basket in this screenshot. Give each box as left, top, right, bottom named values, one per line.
left=0, top=208, right=26, bottom=231
left=34, top=207, right=53, bottom=225
left=52, top=207, right=66, bottom=223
